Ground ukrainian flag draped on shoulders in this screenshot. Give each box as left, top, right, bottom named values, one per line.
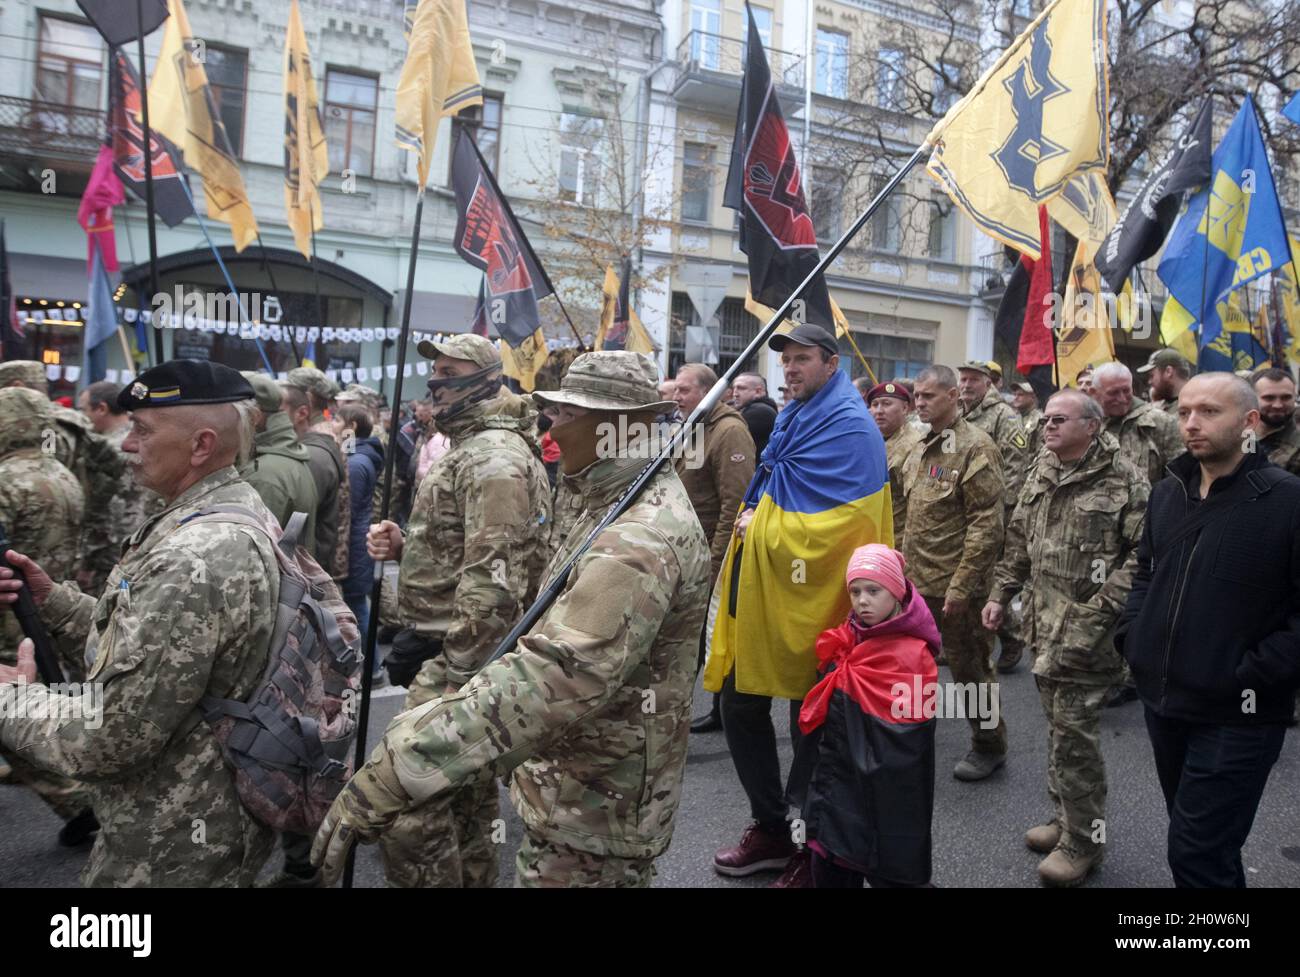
left=704, top=370, right=892, bottom=701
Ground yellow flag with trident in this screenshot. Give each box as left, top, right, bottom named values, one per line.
left=284, top=0, right=329, bottom=260
left=395, top=0, right=483, bottom=190
left=926, top=0, right=1109, bottom=259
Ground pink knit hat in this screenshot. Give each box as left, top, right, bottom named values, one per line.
left=845, top=544, right=907, bottom=602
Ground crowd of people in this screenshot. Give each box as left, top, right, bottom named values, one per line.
left=0, top=327, right=1297, bottom=889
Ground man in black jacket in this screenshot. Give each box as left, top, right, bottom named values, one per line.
left=729, top=372, right=778, bottom=457
left=1116, top=372, right=1300, bottom=888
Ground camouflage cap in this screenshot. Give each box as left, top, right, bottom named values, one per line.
left=241, top=371, right=283, bottom=413
left=532, top=351, right=675, bottom=414
left=416, top=333, right=500, bottom=368
left=284, top=366, right=340, bottom=401
left=1136, top=347, right=1192, bottom=374
left=959, top=360, right=997, bottom=379
left=0, top=386, right=54, bottom=453
left=336, top=383, right=378, bottom=405
left=0, top=360, right=49, bottom=394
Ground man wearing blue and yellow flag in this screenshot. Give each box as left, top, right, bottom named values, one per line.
left=1158, top=97, right=1294, bottom=373
left=705, top=324, right=892, bottom=886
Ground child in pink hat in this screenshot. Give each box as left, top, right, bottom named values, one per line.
left=786, top=543, right=941, bottom=888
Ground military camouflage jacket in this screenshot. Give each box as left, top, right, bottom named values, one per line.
left=547, top=476, right=586, bottom=560
left=398, top=390, right=552, bottom=693
left=900, top=416, right=1004, bottom=601
left=1260, top=422, right=1300, bottom=477
left=241, top=411, right=319, bottom=556
left=993, top=433, right=1147, bottom=683
left=378, top=447, right=710, bottom=859
left=51, top=404, right=125, bottom=584
left=1104, top=398, right=1185, bottom=486
left=884, top=423, right=922, bottom=540
left=963, top=388, right=1029, bottom=507
left=0, top=468, right=278, bottom=887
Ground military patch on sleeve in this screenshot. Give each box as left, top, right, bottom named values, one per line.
left=730, top=453, right=747, bottom=463
left=1011, top=431, right=1027, bottom=449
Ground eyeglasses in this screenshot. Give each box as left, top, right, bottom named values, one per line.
left=1042, top=414, right=1081, bottom=427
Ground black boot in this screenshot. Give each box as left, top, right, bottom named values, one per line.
left=58, top=808, right=100, bottom=847
left=690, top=694, right=723, bottom=734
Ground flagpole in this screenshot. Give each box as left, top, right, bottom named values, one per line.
left=177, top=179, right=276, bottom=374
left=344, top=188, right=425, bottom=890
left=308, top=199, right=326, bottom=346
left=133, top=11, right=163, bottom=368
left=254, top=232, right=302, bottom=366
left=470, top=140, right=931, bottom=679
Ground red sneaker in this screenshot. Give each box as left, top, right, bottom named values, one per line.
left=713, top=823, right=796, bottom=877
left=768, top=850, right=813, bottom=888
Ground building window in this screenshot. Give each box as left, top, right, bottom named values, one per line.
left=325, top=69, right=378, bottom=178
left=838, top=331, right=934, bottom=381
left=933, top=61, right=960, bottom=114
left=558, top=112, right=602, bottom=206
left=814, top=30, right=849, bottom=99
left=746, top=5, right=773, bottom=56
left=877, top=47, right=906, bottom=112
left=204, top=45, right=248, bottom=156
left=449, top=92, right=502, bottom=178
left=681, top=143, right=713, bottom=223
left=35, top=16, right=102, bottom=109
left=928, top=197, right=956, bottom=260
left=811, top=167, right=843, bottom=242
left=689, top=0, right=722, bottom=70
left=871, top=175, right=902, bottom=252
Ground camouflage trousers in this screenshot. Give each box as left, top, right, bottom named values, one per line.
left=0, top=748, right=91, bottom=821
left=514, top=834, right=656, bottom=888
left=1035, top=676, right=1107, bottom=854
left=922, top=595, right=1007, bottom=755
left=379, top=775, right=500, bottom=888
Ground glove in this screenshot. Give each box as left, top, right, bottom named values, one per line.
left=385, top=629, right=442, bottom=688
left=312, top=741, right=412, bottom=886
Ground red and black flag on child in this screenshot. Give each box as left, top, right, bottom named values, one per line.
left=724, top=3, right=836, bottom=330
left=108, top=46, right=193, bottom=227
left=450, top=128, right=553, bottom=348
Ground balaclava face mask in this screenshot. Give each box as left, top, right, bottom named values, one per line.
left=427, top=364, right=502, bottom=429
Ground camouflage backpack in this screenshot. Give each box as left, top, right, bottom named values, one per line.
left=184, top=504, right=363, bottom=835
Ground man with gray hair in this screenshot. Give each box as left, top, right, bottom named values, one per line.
left=0, top=361, right=281, bottom=886
left=984, top=389, right=1148, bottom=885
left=1115, top=373, right=1300, bottom=887
left=1091, top=361, right=1184, bottom=487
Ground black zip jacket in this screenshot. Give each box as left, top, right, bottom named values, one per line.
left=1114, top=449, right=1300, bottom=724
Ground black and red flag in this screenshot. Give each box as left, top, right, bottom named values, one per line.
left=724, top=3, right=836, bottom=329
left=108, top=45, right=194, bottom=227
left=76, top=0, right=168, bottom=45
left=450, top=128, right=553, bottom=348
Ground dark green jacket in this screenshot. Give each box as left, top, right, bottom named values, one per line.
left=241, top=412, right=318, bottom=556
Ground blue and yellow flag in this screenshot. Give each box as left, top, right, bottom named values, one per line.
left=925, top=0, right=1108, bottom=259
left=703, top=370, right=892, bottom=701
left=1157, top=97, right=1293, bottom=372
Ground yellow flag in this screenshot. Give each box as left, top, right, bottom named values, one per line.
left=1055, top=239, right=1116, bottom=385
left=595, top=264, right=656, bottom=355
left=395, top=0, right=483, bottom=190
left=147, top=0, right=258, bottom=251
left=1279, top=235, right=1300, bottom=365
left=284, top=0, right=328, bottom=260
left=1048, top=169, right=1117, bottom=261
left=926, top=0, right=1109, bottom=259
left=500, top=330, right=549, bottom=392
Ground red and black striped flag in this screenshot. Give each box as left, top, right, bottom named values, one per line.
left=108, top=46, right=193, bottom=227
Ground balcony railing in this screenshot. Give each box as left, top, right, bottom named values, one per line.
left=676, top=30, right=806, bottom=88
left=0, top=96, right=105, bottom=162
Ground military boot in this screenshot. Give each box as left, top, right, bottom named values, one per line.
left=1025, top=821, right=1061, bottom=853
left=996, top=636, right=1024, bottom=673
left=954, top=750, right=1006, bottom=781
left=1038, top=844, right=1103, bottom=887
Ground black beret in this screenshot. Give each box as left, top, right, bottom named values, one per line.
left=117, top=359, right=256, bottom=411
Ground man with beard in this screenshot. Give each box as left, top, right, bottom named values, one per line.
left=1137, top=349, right=1193, bottom=417
left=1249, top=368, right=1300, bottom=476
left=1116, top=373, right=1300, bottom=887
left=362, top=334, right=551, bottom=887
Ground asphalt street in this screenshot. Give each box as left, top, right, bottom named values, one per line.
left=2, top=659, right=1298, bottom=888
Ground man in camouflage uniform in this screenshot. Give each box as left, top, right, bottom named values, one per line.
left=1250, top=368, right=1300, bottom=476
left=1092, top=361, right=1185, bottom=486
left=865, top=381, right=921, bottom=536
left=283, top=368, right=350, bottom=581
left=76, top=381, right=165, bottom=595
left=0, top=362, right=125, bottom=594
left=0, top=361, right=278, bottom=887
left=1137, top=348, right=1192, bottom=417
left=315, top=351, right=711, bottom=888
left=239, top=372, right=318, bottom=553
left=1012, top=381, right=1043, bottom=452
left=0, top=387, right=95, bottom=843
left=363, top=334, right=551, bottom=887
left=984, top=389, right=1147, bottom=886
left=959, top=361, right=1029, bottom=672
left=902, top=365, right=1008, bottom=780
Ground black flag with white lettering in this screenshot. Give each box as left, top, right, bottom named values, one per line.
left=450, top=128, right=553, bottom=348
left=1094, top=99, right=1212, bottom=294
left=723, top=3, right=835, bottom=329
